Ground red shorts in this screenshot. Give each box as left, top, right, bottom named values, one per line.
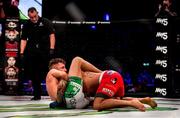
left=95, top=70, right=124, bottom=98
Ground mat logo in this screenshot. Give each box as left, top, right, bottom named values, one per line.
left=155, top=46, right=168, bottom=54
left=156, top=18, right=168, bottom=26
left=155, top=88, right=167, bottom=96
left=155, top=74, right=167, bottom=82
left=155, top=60, right=167, bottom=68
left=156, top=32, right=168, bottom=40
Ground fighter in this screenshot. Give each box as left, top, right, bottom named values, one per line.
left=46, top=56, right=157, bottom=111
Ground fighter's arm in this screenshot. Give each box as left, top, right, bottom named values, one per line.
left=46, top=69, right=68, bottom=101
left=49, top=33, right=55, bottom=50
left=20, top=22, right=28, bottom=54
left=20, top=40, right=27, bottom=54
left=48, top=69, right=68, bottom=80
left=44, top=17, right=56, bottom=50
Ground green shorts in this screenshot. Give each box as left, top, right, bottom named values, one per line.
left=64, top=76, right=90, bottom=108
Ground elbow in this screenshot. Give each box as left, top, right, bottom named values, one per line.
left=93, top=103, right=105, bottom=111
left=71, top=56, right=83, bottom=66
left=93, top=104, right=102, bottom=111
left=93, top=97, right=105, bottom=111
left=93, top=100, right=103, bottom=111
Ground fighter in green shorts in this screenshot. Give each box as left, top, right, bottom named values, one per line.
left=46, top=57, right=100, bottom=109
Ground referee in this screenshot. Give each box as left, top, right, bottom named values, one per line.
left=20, top=7, right=56, bottom=100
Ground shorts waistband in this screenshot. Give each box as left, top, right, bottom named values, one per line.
left=98, top=71, right=106, bottom=83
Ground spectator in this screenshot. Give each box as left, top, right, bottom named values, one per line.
left=155, top=0, right=177, bottom=17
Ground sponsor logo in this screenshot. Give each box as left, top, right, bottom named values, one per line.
left=155, top=60, right=167, bottom=68
left=155, top=88, right=167, bottom=96
left=39, top=22, right=44, bottom=26
left=102, top=88, right=114, bottom=96
left=156, top=32, right=168, bottom=40
left=69, top=98, right=76, bottom=107
left=111, top=78, right=117, bottom=84
left=155, top=46, right=168, bottom=54
left=70, top=81, right=81, bottom=90
left=156, top=18, right=168, bottom=26
left=155, top=74, right=167, bottom=82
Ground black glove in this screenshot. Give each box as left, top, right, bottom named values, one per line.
left=20, top=53, right=24, bottom=60
left=19, top=53, right=25, bottom=70
left=49, top=49, right=55, bottom=55
left=49, top=49, right=55, bottom=58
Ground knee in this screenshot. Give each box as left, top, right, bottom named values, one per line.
left=71, top=56, right=82, bottom=64
left=72, top=56, right=82, bottom=61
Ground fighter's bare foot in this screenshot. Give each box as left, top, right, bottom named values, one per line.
left=131, top=99, right=146, bottom=112
left=140, top=97, right=157, bottom=109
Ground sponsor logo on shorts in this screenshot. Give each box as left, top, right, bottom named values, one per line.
left=111, top=78, right=117, bottom=84
left=70, top=82, right=81, bottom=90
left=102, top=88, right=114, bottom=96
left=70, top=98, right=76, bottom=107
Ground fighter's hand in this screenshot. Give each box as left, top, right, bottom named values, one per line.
left=57, top=79, right=67, bottom=95
left=57, top=79, right=67, bottom=103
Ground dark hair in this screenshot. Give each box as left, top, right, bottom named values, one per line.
left=28, top=7, right=37, bottom=13
left=7, top=66, right=16, bottom=71
left=5, top=66, right=17, bottom=74
left=49, top=58, right=66, bottom=70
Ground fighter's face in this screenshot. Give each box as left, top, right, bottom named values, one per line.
left=28, top=11, right=39, bottom=23
left=7, top=68, right=16, bottom=76
left=7, top=31, right=16, bottom=41
left=53, top=63, right=67, bottom=72
left=7, top=57, right=16, bottom=66
left=163, top=0, right=171, bottom=7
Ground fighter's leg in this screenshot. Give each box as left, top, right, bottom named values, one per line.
left=68, top=56, right=102, bottom=77
left=93, top=97, right=145, bottom=111
left=68, top=56, right=99, bottom=108
left=122, top=97, right=157, bottom=108
left=138, top=97, right=157, bottom=108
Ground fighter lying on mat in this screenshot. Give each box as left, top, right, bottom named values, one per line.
left=46, top=56, right=157, bottom=111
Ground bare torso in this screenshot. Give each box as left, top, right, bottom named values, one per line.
left=82, top=71, right=101, bottom=96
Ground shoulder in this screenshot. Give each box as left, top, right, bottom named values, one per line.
left=41, top=17, right=52, bottom=23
